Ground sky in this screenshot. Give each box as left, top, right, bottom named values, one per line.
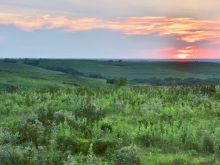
left=0, top=0, right=220, bottom=59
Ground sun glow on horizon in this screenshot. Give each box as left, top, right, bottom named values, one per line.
left=155, top=45, right=219, bottom=59
left=174, top=46, right=196, bottom=59
left=176, top=54, right=188, bottom=59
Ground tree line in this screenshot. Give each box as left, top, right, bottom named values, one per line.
left=130, top=77, right=220, bottom=86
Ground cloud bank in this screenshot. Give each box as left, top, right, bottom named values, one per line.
left=1, top=13, right=220, bottom=46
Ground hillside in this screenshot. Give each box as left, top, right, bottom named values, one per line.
left=35, top=59, right=220, bottom=80
left=0, top=60, right=108, bottom=90
left=2, top=59, right=220, bottom=89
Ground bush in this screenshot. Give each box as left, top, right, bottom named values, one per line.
left=113, top=145, right=141, bottom=165
left=114, top=77, right=128, bottom=87
left=93, top=138, right=117, bottom=154
left=106, top=77, right=128, bottom=87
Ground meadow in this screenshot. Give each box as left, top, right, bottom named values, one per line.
left=2, top=59, right=220, bottom=90
left=1, top=59, right=220, bottom=164
left=31, top=59, right=220, bottom=80
left=0, top=60, right=107, bottom=90
left=0, top=85, right=220, bottom=164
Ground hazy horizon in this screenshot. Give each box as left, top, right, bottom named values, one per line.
left=2, top=58, right=220, bottom=62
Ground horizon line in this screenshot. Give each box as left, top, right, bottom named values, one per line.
left=1, top=58, right=220, bottom=60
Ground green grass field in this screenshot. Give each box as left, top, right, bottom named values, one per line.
left=0, top=60, right=108, bottom=89
left=0, top=85, right=220, bottom=164
left=1, top=59, right=220, bottom=89
left=2, top=59, right=220, bottom=89
left=1, top=59, right=220, bottom=164
left=36, top=59, right=220, bottom=80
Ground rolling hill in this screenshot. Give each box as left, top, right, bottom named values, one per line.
left=1, top=59, right=220, bottom=89
left=35, top=59, right=220, bottom=80
left=0, top=60, right=108, bottom=90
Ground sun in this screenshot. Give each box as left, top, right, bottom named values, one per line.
left=176, top=54, right=188, bottom=59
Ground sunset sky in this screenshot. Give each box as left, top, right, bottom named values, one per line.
left=0, top=0, right=220, bottom=59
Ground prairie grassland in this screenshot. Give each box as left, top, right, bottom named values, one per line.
left=0, top=61, right=107, bottom=89
left=0, top=85, right=220, bottom=164
left=37, top=59, right=220, bottom=79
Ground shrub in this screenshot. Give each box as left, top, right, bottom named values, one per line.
left=93, top=138, right=117, bottom=154
left=112, top=145, right=141, bottom=165
left=114, top=77, right=128, bottom=87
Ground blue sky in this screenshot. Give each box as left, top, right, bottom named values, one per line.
left=0, top=0, right=220, bottom=59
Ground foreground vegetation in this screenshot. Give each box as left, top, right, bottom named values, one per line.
left=1, top=85, right=220, bottom=164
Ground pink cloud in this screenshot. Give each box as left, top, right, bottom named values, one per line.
left=0, top=13, right=104, bottom=31
left=155, top=47, right=175, bottom=52
left=18, top=16, right=103, bottom=31
left=0, top=13, right=220, bottom=45
left=107, top=17, right=220, bottom=44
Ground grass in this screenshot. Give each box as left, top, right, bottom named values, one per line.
left=0, top=60, right=108, bottom=89
left=1, top=59, right=220, bottom=164
left=36, top=59, right=220, bottom=80
left=0, top=61, right=61, bottom=74
left=0, top=85, right=220, bottom=164
left=2, top=59, right=220, bottom=90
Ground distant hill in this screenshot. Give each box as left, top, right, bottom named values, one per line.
left=33, top=59, right=220, bottom=80
left=1, top=59, right=220, bottom=89
left=0, top=60, right=108, bottom=90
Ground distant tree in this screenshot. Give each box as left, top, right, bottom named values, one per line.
left=33, top=60, right=40, bottom=65
left=89, top=73, right=105, bottom=79
left=107, top=77, right=128, bottom=87
left=106, top=78, right=115, bottom=84
left=23, top=60, right=39, bottom=66
left=114, top=77, right=128, bottom=87
left=118, top=60, right=122, bottom=62
left=108, top=60, right=113, bottom=62
left=3, top=58, right=17, bottom=63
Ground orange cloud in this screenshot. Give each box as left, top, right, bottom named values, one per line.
left=0, top=13, right=103, bottom=31
left=22, top=16, right=103, bottom=31
left=0, top=13, right=220, bottom=45
left=107, top=17, right=220, bottom=44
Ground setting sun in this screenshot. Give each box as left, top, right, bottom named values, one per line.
left=173, top=47, right=194, bottom=59
left=176, top=54, right=188, bottom=58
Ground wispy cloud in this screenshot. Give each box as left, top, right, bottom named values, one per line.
left=0, top=13, right=103, bottom=31
left=107, top=17, right=220, bottom=44
left=155, top=47, right=175, bottom=52
left=1, top=13, right=220, bottom=45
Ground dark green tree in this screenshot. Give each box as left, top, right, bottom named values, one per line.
left=114, top=77, right=128, bottom=87
left=106, top=77, right=128, bottom=87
